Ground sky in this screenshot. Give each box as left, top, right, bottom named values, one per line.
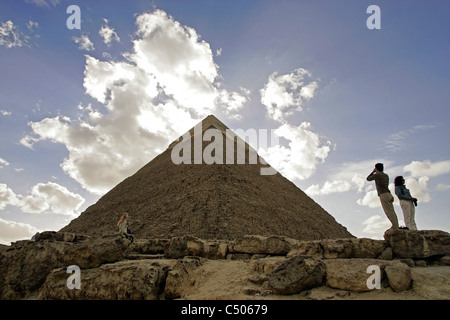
left=1, top=0, right=449, bottom=245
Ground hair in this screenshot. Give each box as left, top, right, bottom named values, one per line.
left=117, top=212, right=128, bottom=226
left=394, top=176, right=404, bottom=187
left=375, top=163, right=384, bottom=172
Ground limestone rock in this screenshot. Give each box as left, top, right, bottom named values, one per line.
left=164, top=257, right=203, bottom=299
left=351, top=238, right=387, bottom=259
left=164, top=236, right=228, bottom=259
left=38, top=260, right=165, bottom=300
left=267, top=256, right=325, bottom=295
left=385, top=263, right=411, bottom=292
left=324, top=259, right=393, bottom=292
left=0, top=233, right=131, bottom=299
left=411, top=266, right=450, bottom=299
left=287, top=240, right=323, bottom=258
left=232, top=235, right=291, bottom=255
left=384, top=229, right=450, bottom=259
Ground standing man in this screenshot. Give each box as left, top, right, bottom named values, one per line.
left=366, top=163, right=399, bottom=230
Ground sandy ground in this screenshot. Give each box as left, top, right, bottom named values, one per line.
left=179, top=259, right=432, bottom=300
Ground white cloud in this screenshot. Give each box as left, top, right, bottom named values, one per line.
left=23, top=10, right=249, bottom=195
left=0, top=20, right=29, bottom=48
left=260, top=68, right=318, bottom=123
left=1, top=110, right=12, bottom=116
left=306, top=180, right=353, bottom=196
left=361, top=215, right=392, bottom=239
left=0, top=183, right=19, bottom=209
left=259, top=122, right=330, bottom=181
left=73, top=34, right=95, bottom=51
left=25, top=0, right=60, bottom=7
left=99, top=19, right=120, bottom=46
left=19, top=182, right=85, bottom=216
left=403, top=160, right=450, bottom=178
left=357, top=188, right=380, bottom=208
left=0, top=182, right=84, bottom=216
left=0, top=157, right=10, bottom=169
left=385, top=124, right=436, bottom=151
left=0, top=218, right=39, bottom=245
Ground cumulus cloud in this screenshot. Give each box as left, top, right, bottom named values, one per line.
left=0, top=183, right=19, bottom=209
left=260, top=68, right=318, bottom=123
left=22, top=10, right=248, bottom=195
left=0, top=182, right=84, bottom=216
left=257, top=68, right=328, bottom=181
left=0, top=218, right=39, bottom=245
left=19, top=182, right=85, bottom=215
left=99, top=19, right=120, bottom=46
left=0, top=20, right=29, bottom=48
left=73, top=34, right=95, bottom=51
left=403, top=160, right=450, bottom=178
left=258, top=122, right=330, bottom=181
left=361, top=215, right=392, bottom=239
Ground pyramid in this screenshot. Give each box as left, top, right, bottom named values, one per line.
left=61, top=115, right=353, bottom=241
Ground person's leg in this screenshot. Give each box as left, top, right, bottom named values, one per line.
left=408, top=201, right=418, bottom=230
left=380, top=193, right=399, bottom=229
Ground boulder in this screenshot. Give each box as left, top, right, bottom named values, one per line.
left=384, top=229, right=450, bottom=259
left=324, top=259, right=393, bottom=292
left=266, top=256, right=325, bottom=295
left=164, top=257, right=204, bottom=299
left=38, top=260, right=165, bottom=300
left=385, top=263, right=411, bottom=292
left=0, top=233, right=132, bottom=299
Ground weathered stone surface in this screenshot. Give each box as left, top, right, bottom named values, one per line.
left=132, top=239, right=168, bottom=254
left=321, top=239, right=353, bottom=259
left=164, top=236, right=228, bottom=259
left=232, top=235, right=291, bottom=255
left=267, top=256, right=325, bottom=295
left=287, top=240, right=323, bottom=258
left=251, top=256, right=287, bottom=274
left=411, top=266, right=450, bottom=300
left=0, top=233, right=131, bottom=299
left=385, top=263, right=411, bottom=292
left=384, top=229, right=450, bottom=259
left=351, top=238, right=387, bottom=258
left=324, top=259, right=393, bottom=292
left=38, top=260, right=165, bottom=300
left=164, top=257, right=203, bottom=299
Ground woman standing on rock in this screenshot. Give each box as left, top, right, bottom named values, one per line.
left=117, top=212, right=129, bottom=234
left=394, top=176, right=418, bottom=230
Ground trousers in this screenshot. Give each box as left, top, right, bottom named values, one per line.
left=400, top=199, right=418, bottom=230
left=379, top=192, right=399, bottom=229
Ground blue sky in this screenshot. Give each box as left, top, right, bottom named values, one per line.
left=1, top=0, right=449, bottom=244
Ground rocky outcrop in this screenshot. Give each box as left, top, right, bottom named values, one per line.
left=266, top=256, right=325, bottom=295
left=0, top=231, right=131, bottom=299
left=1, top=229, right=449, bottom=300
left=384, top=229, right=450, bottom=259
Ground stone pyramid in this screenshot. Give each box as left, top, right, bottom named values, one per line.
left=61, top=115, right=353, bottom=241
